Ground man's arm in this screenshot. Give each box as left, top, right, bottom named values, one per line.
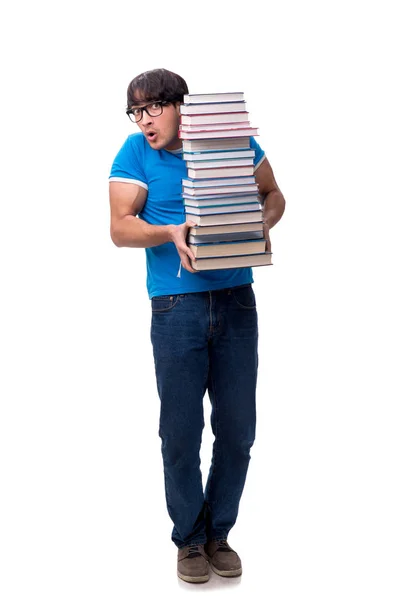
left=255, top=157, right=286, bottom=251
left=109, top=181, right=197, bottom=272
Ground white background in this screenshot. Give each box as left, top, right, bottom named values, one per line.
left=1, top=0, right=399, bottom=597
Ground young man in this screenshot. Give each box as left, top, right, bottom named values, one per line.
left=109, top=68, right=285, bottom=583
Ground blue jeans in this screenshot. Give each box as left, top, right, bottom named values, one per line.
left=150, top=284, right=258, bottom=548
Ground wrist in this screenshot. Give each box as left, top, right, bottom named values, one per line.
left=166, top=224, right=176, bottom=242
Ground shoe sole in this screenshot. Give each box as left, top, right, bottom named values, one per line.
left=210, top=564, right=242, bottom=577
left=177, top=571, right=210, bottom=583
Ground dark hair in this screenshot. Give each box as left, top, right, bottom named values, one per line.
left=126, top=68, right=189, bottom=109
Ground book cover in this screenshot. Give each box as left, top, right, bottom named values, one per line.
left=189, top=238, right=266, bottom=258
left=182, top=176, right=256, bottom=188
left=184, top=194, right=259, bottom=207
left=188, top=230, right=264, bottom=244
left=185, top=203, right=261, bottom=216
left=182, top=138, right=251, bottom=151
left=180, top=102, right=247, bottom=115
left=191, top=252, right=272, bottom=271
left=179, top=128, right=258, bottom=140
left=182, top=191, right=259, bottom=199
left=187, top=166, right=254, bottom=179
left=186, top=211, right=263, bottom=226
left=186, top=158, right=254, bottom=169
left=189, top=222, right=263, bottom=236
left=183, top=92, right=244, bottom=104
left=181, top=112, right=249, bottom=125
left=180, top=122, right=251, bottom=132
left=183, top=184, right=259, bottom=196
left=182, top=149, right=255, bottom=161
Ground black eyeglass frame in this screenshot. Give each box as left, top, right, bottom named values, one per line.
left=126, top=100, right=172, bottom=123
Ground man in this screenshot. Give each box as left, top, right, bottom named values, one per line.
left=109, top=68, right=285, bottom=583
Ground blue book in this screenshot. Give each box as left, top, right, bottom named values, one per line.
left=188, top=230, right=264, bottom=244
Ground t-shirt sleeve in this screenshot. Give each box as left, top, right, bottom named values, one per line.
left=250, top=136, right=266, bottom=172
left=109, top=135, right=148, bottom=190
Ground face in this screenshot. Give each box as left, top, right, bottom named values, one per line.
left=130, top=99, right=182, bottom=151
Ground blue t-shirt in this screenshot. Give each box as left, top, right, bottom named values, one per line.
left=109, top=133, right=266, bottom=298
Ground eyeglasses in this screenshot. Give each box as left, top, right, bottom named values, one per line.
left=126, top=101, right=170, bottom=123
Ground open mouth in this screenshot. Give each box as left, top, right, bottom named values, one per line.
left=146, top=131, right=157, bottom=141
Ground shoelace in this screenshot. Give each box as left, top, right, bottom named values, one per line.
left=187, top=545, right=202, bottom=559
left=215, top=540, right=232, bottom=553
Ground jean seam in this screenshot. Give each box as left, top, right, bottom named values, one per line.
left=151, top=296, right=181, bottom=313
left=205, top=361, right=219, bottom=510
left=231, top=286, right=256, bottom=310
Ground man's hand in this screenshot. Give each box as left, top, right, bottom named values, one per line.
left=169, top=221, right=198, bottom=273
left=263, top=219, right=272, bottom=253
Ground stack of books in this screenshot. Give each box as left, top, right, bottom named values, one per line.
left=179, top=92, right=272, bottom=271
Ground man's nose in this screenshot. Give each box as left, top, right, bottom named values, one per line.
left=141, top=109, right=153, bottom=125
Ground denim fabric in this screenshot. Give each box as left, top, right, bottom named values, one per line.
left=150, top=284, right=258, bottom=548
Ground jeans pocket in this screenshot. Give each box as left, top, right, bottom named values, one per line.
left=151, top=294, right=181, bottom=313
left=231, top=284, right=256, bottom=309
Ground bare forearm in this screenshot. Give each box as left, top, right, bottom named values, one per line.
left=111, top=215, right=174, bottom=248
left=262, top=189, right=286, bottom=228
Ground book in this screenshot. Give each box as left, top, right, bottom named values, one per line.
left=184, top=194, right=259, bottom=207
left=187, top=166, right=254, bottom=179
left=181, top=112, right=249, bottom=125
left=182, top=191, right=258, bottom=199
left=189, top=238, right=265, bottom=258
left=182, top=138, right=250, bottom=151
left=179, top=91, right=271, bottom=273
left=179, top=128, right=258, bottom=140
left=183, top=92, right=244, bottom=104
left=188, top=230, right=264, bottom=244
left=183, top=149, right=255, bottom=161
left=185, top=203, right=261, bottom=216
left=180, top=122, right=251, bottom=132
left=182, top=176, right=256, bottom=188
left=183, top=184, right=259, bottom=196
left=191, top=252, right=272, bottom=271
left=189, top=221, right=263, bottom=236
left=180, top=102, right=246, bottom=115
left=186, top=211, right=262, bottom=226
left=186, top=158, right=254, bottom=169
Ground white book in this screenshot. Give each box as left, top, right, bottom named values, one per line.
left=181, top=112, right=249, bottom=125
left=189, top=222, right=263, bottom=236
left=182, top=176, right=256, bottom=188
left=183, top=149, right=255, bottom=161
left=179, top=128, right=258, bottom=140
left=187, top=166, right=254, bottom=179
left=186, top=211, right=262, bottom=226
left=183, top=92, right=244, bottom=104
left=182, top=191, right=258, bottom=200
left=189, top=239, right=266, bottom=259
left=180, top=102, right=246, bottom=115
left=183, top=184, right=259, bottom=196
left=185, top=203, right=261, bottom=215
left=182, top=138, right=250, bottom=151
left=180, top=122, right=251, bottom=132
left=192, top=252, right=272, bottom=271
left=184, top=195, right=259, bottom=207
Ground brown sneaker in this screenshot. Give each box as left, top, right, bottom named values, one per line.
left=204, top=539, right=242, bottom=577
left=177, top=544, right=210, bottom=583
